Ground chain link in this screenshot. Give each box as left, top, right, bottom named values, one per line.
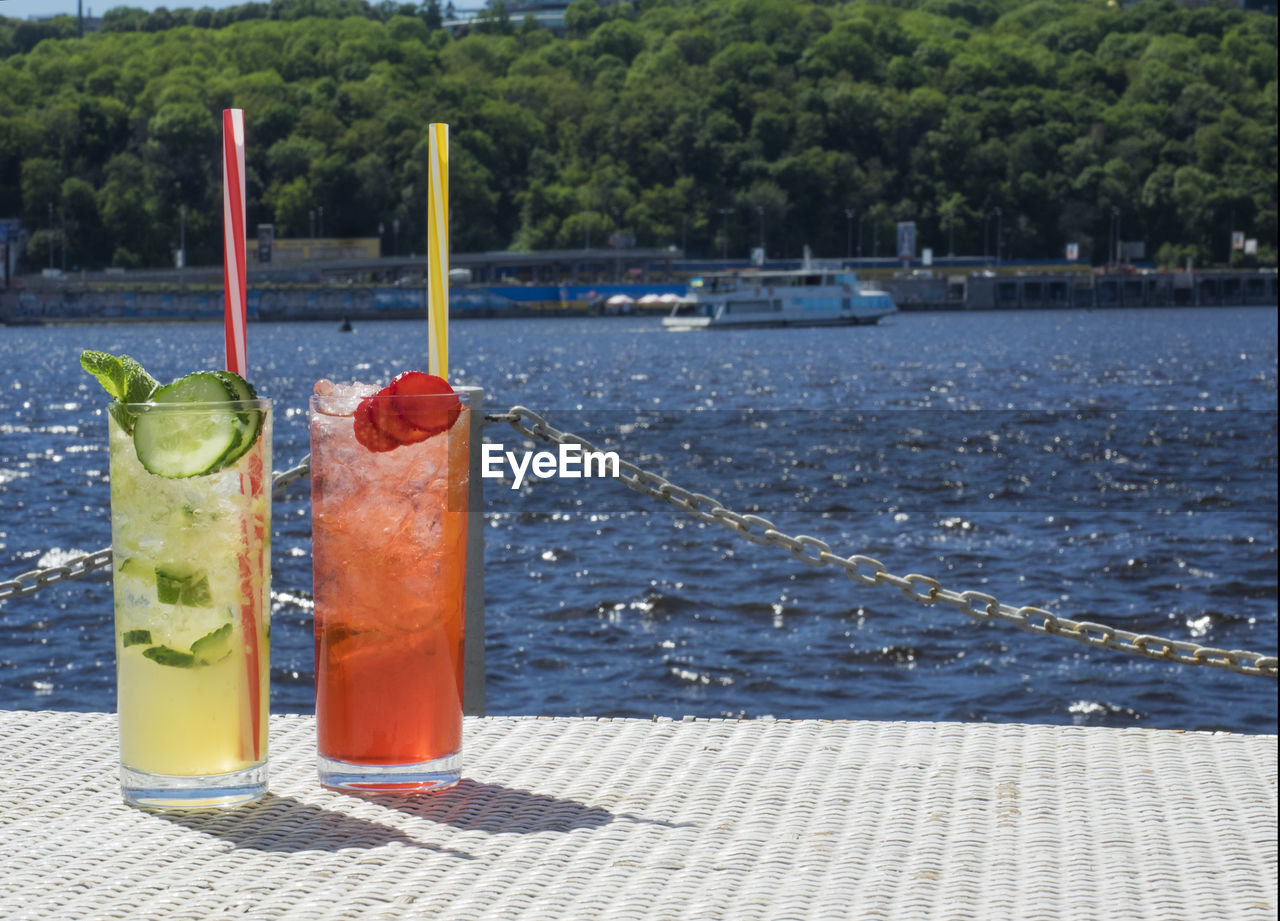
left=495, top=405, right=1278, bottom=680
left=4, top=407, right=1276, bottom=681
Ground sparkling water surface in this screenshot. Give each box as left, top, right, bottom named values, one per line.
left=1, top=308, right=1276, bottom=733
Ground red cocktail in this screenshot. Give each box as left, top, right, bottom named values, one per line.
left=310, top=376, right=469, bottom=791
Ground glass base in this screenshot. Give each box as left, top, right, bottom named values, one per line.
left=121, top=762, right=268, bottom=810
left=318, top=750, right=461, bottom=793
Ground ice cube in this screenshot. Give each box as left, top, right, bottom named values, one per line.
left=313, top=380, right=378, bottom=417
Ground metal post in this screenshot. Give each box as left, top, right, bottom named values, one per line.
left=456, top=384, right=486, bottom=717
left=994, top=207, right=1002, bottom=266
left=756, top=205, right=764, bottom=257
left=845, top=208, right=854, bottom=260
left=718, top=207, right=732, bottom=263
left=1112, top=207, right=1120, bottom=267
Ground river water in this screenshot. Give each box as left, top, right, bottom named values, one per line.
left=1, top=307, right=1276, bottom=733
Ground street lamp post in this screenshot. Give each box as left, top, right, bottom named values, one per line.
left=378, top=221, right=385, bottom=257
left=318, top=206, right=325, bottom=238
left=393, top=218, right=400, bottom=257
left=756, top=205, right=764, bottom=259
left=718, top=207, right=733, bottom=262
left=994, top=206, right=1003, bottom=266
left=872, top=218, right=879, bottom=262
left=681, top=214, right=688, bottom=255
left=179, top=205, right=186, bottom=270
left=845, top=208, right=855, bottom=260
left=983, top=210, right=992, bottom=266
left=309, top=209, right=316, bottom=239
left=1110, top=207, right=1120, bottom=267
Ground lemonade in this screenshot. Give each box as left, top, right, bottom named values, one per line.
left=86, top=351, right=271, bottom=808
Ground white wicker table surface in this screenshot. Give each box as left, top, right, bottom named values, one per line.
left=0, top=711, right=1274, bottom=921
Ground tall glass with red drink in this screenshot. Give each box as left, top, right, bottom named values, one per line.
left=309, top=376, right=469, bottom=791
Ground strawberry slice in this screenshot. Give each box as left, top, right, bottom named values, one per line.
left=353, top=398, right=400, bottom=452
left=369, top=395, right=430, bottom=446
left=386, top=371, right=461, bottom=437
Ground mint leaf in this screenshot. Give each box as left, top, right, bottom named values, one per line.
left=81, top=350, right=128, bottom=401
left=82, top=350, right=157, bottom=435
left=108, top=402, right=135, bottom=436
left=120, top=355, right=159, bottom=405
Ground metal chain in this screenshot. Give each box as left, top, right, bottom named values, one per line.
left=4, top=409, right=1277, bottom=681
left=498, top=405, right=1278, bottom=680
left=272, top=455, right=311, bottom=495
left=0, top=463, right=313, bottom=604
left=0, top=548, right=115, bottom=603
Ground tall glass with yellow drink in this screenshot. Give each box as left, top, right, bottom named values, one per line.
left=88, top=351, right=271, bottom=809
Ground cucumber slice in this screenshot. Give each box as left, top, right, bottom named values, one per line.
left=132, top=372, right=240, bottom=478
left=214, top=370, right=263, bottom=457
left=214, top=370, right=257, bottom=402
left=122, top=629, right=153, bottom=647
left=118, top=556, right=153, bottom=580
left=154, top=564, right=213, bottom=607
left=135, top=621, right=233, bottom=669
left=143, top=646, right=196, bottom=668
left=190, top=622, right=233, bottom=664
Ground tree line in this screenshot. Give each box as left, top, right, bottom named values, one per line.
left=0, top=0, right=1275, bottom=272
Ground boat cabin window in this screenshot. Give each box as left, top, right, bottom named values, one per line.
left=804, top=274, right=824, bottom=286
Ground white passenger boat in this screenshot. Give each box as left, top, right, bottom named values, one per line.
left=662, top=268, right=897, bottom=330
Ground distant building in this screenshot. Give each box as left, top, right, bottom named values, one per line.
left=246, top=237, right=380, bottom=267
left=444, top=1, right=601, bottom=37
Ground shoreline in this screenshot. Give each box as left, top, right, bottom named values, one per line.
left=4, top=301, right=1276, bottom=327
left=3, top=269, right=1276, bottom=324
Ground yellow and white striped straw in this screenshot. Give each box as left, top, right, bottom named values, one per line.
left=427, top=123, right=449, bottom=380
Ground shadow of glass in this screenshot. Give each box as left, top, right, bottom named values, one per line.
left=342, top=779, right=689, bottom=834
left=151, top=793, right=474, bottom=858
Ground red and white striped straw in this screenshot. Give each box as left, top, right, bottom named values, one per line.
left=222, top=109, right=247, bottom=376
